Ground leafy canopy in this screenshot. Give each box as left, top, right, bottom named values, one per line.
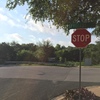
left=6, top=0, right=100, bottom=35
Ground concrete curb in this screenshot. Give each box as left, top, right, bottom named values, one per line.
left=51, top=86, right=100, bottom=100
left=51, top=94, right=65, bottom=100
left=86, top=86, right=100, bottom=97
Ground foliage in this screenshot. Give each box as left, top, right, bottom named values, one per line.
left=35, top=47, right=46, bottom=62
left=55, top=45, right=82, bottom=62
left=65, top=61, right=75, bottom=67
left=65, top=88, right=99, bottom=100
left=35, top=40, right=55, bottom=62
left=0, top=40, right=100, bottom=65
left=65, top=46, right=84, bottom=62
left=0, top=42, right=16, bottom=63
left=17, top=50, right=36, bottom=61
left=84, top=41, right=100, bottom=65
left=6, top=0, right=100, bottom=35
left=0, top=41, right=78, bottom=63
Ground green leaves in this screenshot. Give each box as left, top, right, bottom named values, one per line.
left=6, top=0, right=100, bottom=35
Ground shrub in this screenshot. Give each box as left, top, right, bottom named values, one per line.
left=65, top=61, right=75, bottom=67
left=65, top=88, right=99, bottom=100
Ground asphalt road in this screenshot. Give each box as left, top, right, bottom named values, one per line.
left=0, top=65, right=100, bottom=100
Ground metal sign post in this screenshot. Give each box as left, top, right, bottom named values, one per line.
left=71, top=29, right=91, bottom=100
left=79, top=48, right=82, bottom=100
left=71, top=23, right=93, bottom=100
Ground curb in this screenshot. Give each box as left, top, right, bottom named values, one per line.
left=51, top=94, right=65, bottom=100
left=51, top=86, right=100, bottom=100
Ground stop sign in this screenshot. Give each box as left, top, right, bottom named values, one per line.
left=71, top=29, right=91, bottom=48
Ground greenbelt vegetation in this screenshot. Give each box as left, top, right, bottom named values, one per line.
left=0, top=40, right=100, bottom=66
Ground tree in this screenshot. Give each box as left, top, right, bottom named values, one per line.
left=6, top=0, right=100, bottom=35
left=84, top=43, right=100, bottom=65
left=10, top=41, right=22, bottom=53
left=55, top=44, right=63, bottom=62
left=94, top=39, right=100, bottom=64
left=17, top=50, right=36, bottom=61
left=0, top=42, right=16, bottom=63
left=35, top=40, right=55, bottom=62
left=21, top=43, right=37, bottom=51
left=65, top=46, right=84, bottom=62
left=35, top=47, right=46, bottom=62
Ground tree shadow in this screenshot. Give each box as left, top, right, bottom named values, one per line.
left=0, top=78, right=100, bottom=100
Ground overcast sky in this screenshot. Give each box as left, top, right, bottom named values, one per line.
left=0, top=0, right=98, bottom=47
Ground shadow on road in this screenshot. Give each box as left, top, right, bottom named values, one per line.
left=0, top=78, right=100, bottom=100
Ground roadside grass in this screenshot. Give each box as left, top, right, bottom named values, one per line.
left=4, top=61, right=100, bottom=68
left=91, top=64, right=100, bottom=68
left=19, top=61, right=81, bottom=67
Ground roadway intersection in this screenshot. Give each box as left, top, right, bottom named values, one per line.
left=0, top=66, right=100, bottom=100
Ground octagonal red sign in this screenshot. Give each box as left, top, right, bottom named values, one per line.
left=71, top=29, right=91, bottom=48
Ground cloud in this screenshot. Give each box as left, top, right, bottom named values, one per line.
left=9, top=33, right=23, bottom=41
left=25, top=16, right=65, bottom=35
left=29, top=35, right=37, bottom=43
left=24, top=18, right=47, bottom=33
left=0, top=6, right=81, bottom=47
left=0, top=7, right=23, bottom=27
left=58, top=41, right=73, bottom=47
left=91, top=36, right=98, bottom=44
left=0, top=13, right=17, bottom=28
left=58, top=41, right=66, bottom=46
left=0, top=33, right=23, bottom=43
left=0, top=7, right=4, bottom=12
left=0, top=13, right=8, bottom=21
left=8, top=19, right=17, bottom=26
left=29, top=35, right=36, bottom=39
left=42, top=22, right=65, bottom=36
left=0, top=6, right=70, bottom=37
left=44, top=37, right=52, bottom=41
left=0, top=7, right=9, bottom=21
left=0, top=12, right=17, bottom=26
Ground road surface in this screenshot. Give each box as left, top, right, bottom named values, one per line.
left=0, top=65, right=100, bottom=100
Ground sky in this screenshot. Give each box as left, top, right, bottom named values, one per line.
left=0, top=0, right=98, bottom=47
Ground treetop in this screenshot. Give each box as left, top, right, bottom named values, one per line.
left=6, top=0, right=100, bottom=35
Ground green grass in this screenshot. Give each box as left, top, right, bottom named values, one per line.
left=19, top=62, right=78, bottom=67
left=92, top=64, right=100, bottom=67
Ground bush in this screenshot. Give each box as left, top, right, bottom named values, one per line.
left=65, top=61, right=75, bottom=67
left=65, top=88, right=99, bottom=100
